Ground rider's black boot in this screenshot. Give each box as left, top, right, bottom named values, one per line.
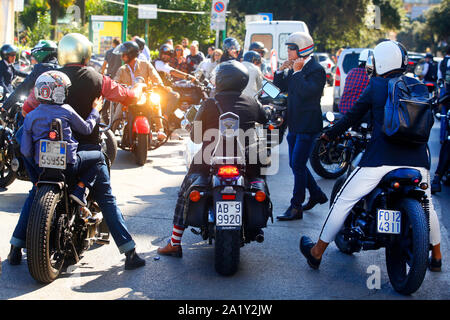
left=124, top=248, right=146, bottom=270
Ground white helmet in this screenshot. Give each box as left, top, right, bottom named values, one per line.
left=358, top=49, right=373, bottom=63
left=372, top=40, right=408, bottom=76
left=34, top=71, right=72, bottom=105
left=285, top=32, right=314, bottom=57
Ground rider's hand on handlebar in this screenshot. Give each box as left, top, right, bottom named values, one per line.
left=131, top=83, right=147, bottom=100
left=92, top=97, right=103, bottom=112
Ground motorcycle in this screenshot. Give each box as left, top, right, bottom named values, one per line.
left=310, top=112, right=370, bottom=179
left=258, top=84, right=288, bottom=146
left=0, top=100, right=117, bottom=188
left=182, top=110, right=273, bottom=276
left=26, top=118, right=110, bottom=284
left=435, top=91, right=450, bottom=186
left=111, top=85, right=170, bottom=166
left=329, top=150, right=431, bottom=295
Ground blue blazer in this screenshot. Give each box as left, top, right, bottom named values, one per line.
left=273, top=58, right=326, bottom=134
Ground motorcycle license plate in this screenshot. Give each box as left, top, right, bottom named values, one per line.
left=377, top=209, right=401, bottom=234
left=39, top=140, right=67, bottom=169
left=216, top=201, right=242, bottom=227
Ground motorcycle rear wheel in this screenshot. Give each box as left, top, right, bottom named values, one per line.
left=385, top=198, right=429, bottom=295
left=102, top=129, right=118, bottom=165
left=215, top=229, right=240, bottom=276
left=26, top=185, right=66, bottom=284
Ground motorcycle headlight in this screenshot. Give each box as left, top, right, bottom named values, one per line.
left=150, top=92, right=161, bottom=105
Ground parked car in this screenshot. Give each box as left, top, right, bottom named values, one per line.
left=314, top=52, right=335, bottom=86
left=333, top=48, right=365, bottom=112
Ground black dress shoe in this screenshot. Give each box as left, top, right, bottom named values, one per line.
left=299, top=236, right=321, bottom=270
left=125, top=248, right=146, bottom=270
left=431, top=176, right=441, bottom=194
left=7, top=245, right=22, bottom=266
left=429, top=257, right=442, bottom=272
left=302, top=192, right=328, bottom=211
left=277, top=206, right=303, bottom=220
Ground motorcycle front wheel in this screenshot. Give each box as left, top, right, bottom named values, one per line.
left=26, top=185, right=66, bottom=284
left=0, top=144, right=16, bottom=188
left=310, top=139, right=349, bottom=179
left=134, top=133, right=148, bottom=166
left=385, top=198, right=429, bottom=295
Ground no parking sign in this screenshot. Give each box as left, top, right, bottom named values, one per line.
left=211, top=0, right=228, bottom=30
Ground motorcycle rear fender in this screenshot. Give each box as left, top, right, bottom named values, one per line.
left=132, top=116, right=150, bottom=134
left=36, top=181, right=65, bottom=190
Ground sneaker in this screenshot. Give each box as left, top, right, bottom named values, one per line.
left=70, top=186, right=88, bottom=207
left=124, top=248, right=146, bottom=270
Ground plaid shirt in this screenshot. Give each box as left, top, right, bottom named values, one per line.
left=170, top=57, right=190, bottom=80
left=338, top=67, right=369, bottom=114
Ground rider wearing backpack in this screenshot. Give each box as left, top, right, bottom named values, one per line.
left=299, top=40, right=442, bottom=272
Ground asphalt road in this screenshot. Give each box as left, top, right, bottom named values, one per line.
left=1, top=86, right=449, bottom=300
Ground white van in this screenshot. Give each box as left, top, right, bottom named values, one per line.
left=244, top=20, right=310, bottom=65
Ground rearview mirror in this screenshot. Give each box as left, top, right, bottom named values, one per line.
left=262, top=81, right=281, bottom=99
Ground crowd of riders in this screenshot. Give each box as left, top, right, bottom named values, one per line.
left=0, top=30, right=448, bottom=291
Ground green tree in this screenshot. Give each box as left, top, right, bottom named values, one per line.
left=426, top=0, right=450, bottom=48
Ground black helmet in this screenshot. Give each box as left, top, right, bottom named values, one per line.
left=134, top=37, right=146, bottom=51
left=243, top=51, right=262, bottom=64
left=215, top=60, right=249, bottom=93
left=1, top=44, right=18, bottom=60
left=223, top=37, right=241, bottom=52
left=425, top=52, right=433, bottom=59
left=113, top=41, right=139, bottom=60
left=249, top=41, right=267, bottom=55
left=159, top=44, right=174, bottom=58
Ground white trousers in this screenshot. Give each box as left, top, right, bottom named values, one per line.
left=319, top=166, right=441, bottom=246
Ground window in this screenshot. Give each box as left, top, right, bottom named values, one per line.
left=279, top=33, right=290, bottom=60
left=250, top=34, right=273, bottom=59
left=342, top=52, right=360, bottom=74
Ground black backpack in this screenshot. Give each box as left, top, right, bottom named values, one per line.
left=383, top=75, right=434, bottom=145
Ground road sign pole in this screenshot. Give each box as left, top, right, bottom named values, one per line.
left=215, top=29, right=220, bottom=48
left=121, top=0, right=128, bottom=42
left=145, top=19, right=149, bottom=44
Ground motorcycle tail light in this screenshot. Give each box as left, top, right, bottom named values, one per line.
left=49, top=131, right=57, bottom=140
left=393, top=182, right=400, bottom=189
left=189, top=190, right=201, bottom=202
left=420, top=183, right=428, bottom=190
left=413, top=178, right=420, bottom=184
left=268, top=124, right=275, bottom=130
left=218, top=166, right=240, bottom=179
left=255, top=191, right=266, bottom=202
left=335, top=67, right=341, bottom=87
left=222, top=194, right=236, bottom=200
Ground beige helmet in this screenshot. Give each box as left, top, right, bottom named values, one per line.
left=285, top=32, right=314, bottom=57
left=58, top=33, right=93, bottom=66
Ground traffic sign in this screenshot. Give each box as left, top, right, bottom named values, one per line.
left=138, top=4, right=157, bottom=20
left=210, top=0, right=228, bottom=31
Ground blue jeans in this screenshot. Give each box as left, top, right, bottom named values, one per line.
left=287, top=132, right=323, bottom=209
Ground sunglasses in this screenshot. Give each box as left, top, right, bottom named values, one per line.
left=287, top=45, right=298, bottom=51
left=176, top=49, right=183, bottom=51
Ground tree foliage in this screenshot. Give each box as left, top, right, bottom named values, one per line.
left=426, top=0, right=450, bottom=45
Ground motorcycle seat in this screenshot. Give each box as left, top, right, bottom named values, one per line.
left=380, top=168, right=422, bottom=186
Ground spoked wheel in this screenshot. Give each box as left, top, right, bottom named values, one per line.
left=149, top=116, right=171, bottom=150
left=385, top=198, right=429, bottom=295
left=310, top=139, right=349, bottom=179
left=26, top=185, right=68, bottom=284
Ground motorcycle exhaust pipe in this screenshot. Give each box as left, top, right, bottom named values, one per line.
left=255, top=229, right=265, bottom=243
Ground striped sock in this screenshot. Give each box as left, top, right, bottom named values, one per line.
left=170, top=225, right=185, bottom=246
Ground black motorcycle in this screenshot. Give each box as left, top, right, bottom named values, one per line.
left=258, top=89, right=288, bottom=146
left=435, top=92, right=450, bottom=186
left=182, top=110, right=273, bottom=276
left=310, top=112, right=370, bottom=179
left=330, top=153, right=431, bottom=295
left=26, top=119, right=110, bottom=284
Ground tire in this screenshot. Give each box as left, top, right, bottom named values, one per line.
left=385, top=198, right=429, bottom=295
left=101, top=129, right=117, bottom=165
left=310, top=139, right=349, bottom=179
left=134, top=133, right=148, bottom=166
left=26, top=185, right=65, bottom=284
left=215, top=229, right=240, bottom=276
left=0, top=145, right=16, bottom=188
